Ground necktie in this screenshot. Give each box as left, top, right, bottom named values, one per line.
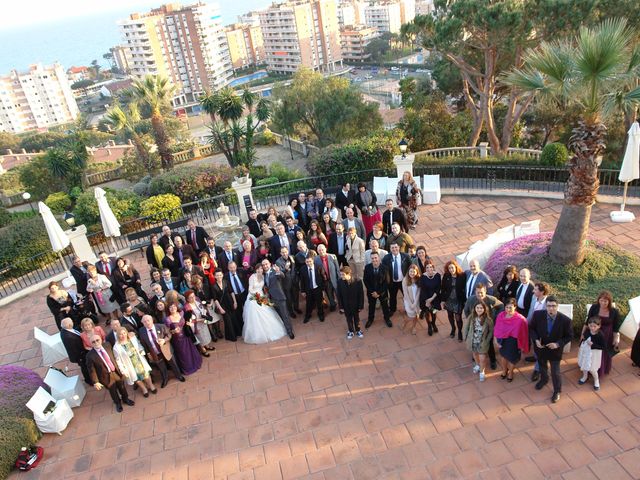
left=227, top=252, right=232, bottom=261
left=104, top=262, right=110, bottom=276
left=125, top=316, right=135, bottom=327
left=98, top=348, right=115, bottom=372
left=394, top=256, right=400, bottom=282
left=232, top=274, right=243, bottom=294
left=516, top=284, right=523, bottom=298
left=178, top=249, right=184, bottom=266
left=467, top=274, right=476, bottom=297
left=191, top=230, right=198, bottom=249
left=547, top=316, right=554, bottom=335
left=148, top=329, right=160, bottom=354
left=309, top=267, right=315, bottom=288
left=374, top=267, right=378, bottom=275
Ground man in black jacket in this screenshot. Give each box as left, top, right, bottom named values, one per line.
left=335, top=182, right=357, bottom=219
left=138, top=315, right=185, bottom=388
left=70, top=257, right=89, bottom=296
left=60, top=317, right=92, bottom=385
left=300, top=256, right=325, bottom=323
left=245, top=209, right=262, bottom=238
left=363, top=252, right=392, bottom=328
left=328, top=223, right=348, bottom=267
left=382, top=199, right=408, bottom=234
left=185, top=219, right=209, bottom=254
left=86, top=335, right=135, bottom=412
left=515, top=268, right=535, bottom=316
left=381, top=243, right=411, bottom=315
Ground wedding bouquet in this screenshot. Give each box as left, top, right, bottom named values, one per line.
left=251, top=292, right=273, bottom=307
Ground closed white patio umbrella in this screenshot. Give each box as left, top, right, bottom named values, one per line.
left=611, top=121, right=640, bottom=223
left=95, top=187, right=121, bottom=254
left=38, top=201, right=70, bottom=267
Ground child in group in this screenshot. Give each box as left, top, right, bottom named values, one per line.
left=578, top=317, right=606, bottom=391
left=336, top=266, right=364, bottom=339
left=463, top=301, right=494, bottom=382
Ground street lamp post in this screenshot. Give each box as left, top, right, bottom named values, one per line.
left=22, top=192, right=34, bottom=213
left=63, top=211, right=77, bottom=231
left=398, top=138, right=408, bottom=158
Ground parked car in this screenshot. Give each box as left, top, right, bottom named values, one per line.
left=390, top=66, right=400, bottom=71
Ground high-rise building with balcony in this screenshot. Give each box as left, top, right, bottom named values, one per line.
left=364, top=1, right=402, bottom=34
left=340, top=25, right=379, bottom=62
left=225, top=23, right=265, bottom=70
left=399, top=0, right=416, bottom=24
left=0, top=63, right=79, bottom=134
left=118, top=2, right=233, bottom=107
left=109, top=45, right=132, bottom=74
left=260, top=0, right=343, bottom=74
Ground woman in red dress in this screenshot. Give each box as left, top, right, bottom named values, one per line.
left=199, top=251, right=217, bottom=286
left=307, top=220, right=328, bottom=251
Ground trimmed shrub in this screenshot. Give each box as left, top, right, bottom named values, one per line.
left=255, top=177, right=280, bottom=186
left=74, top=188, right=142, bottom=226
left=485, top=233, right=640, bottom=334
left=0, top=208, right=10, bottom=228
left=140, top=194, right=182, bottom=222
left=44, top=192, right=72, bottom=214
left=0, top=417, right=41, bottom=480
left=255, top=129, right=277, bottom=146
left=268, top=162, right=303, bottom=182
left=148, top=165, right=235, bottom=202
left=540, top=142, right=569, bottom=167
left=0, top=216, right=60, bottom=273
left=132, top=182, right=150, bottom=197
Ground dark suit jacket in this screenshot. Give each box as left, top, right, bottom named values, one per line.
left=225, top=270, right=248, bottom=297
left=160, top=277, right=179, bottom=293
left=158, top=233, right=184, bottom=252
left=363, top=263, right=390, bottom=296
left=96, top=258, right=117, bottom=278
left=514, top=281, right=534, bottom=316
left=264, top=268, right=286, bottom=302
left=60, top=329, right=85, bottom=363
left=382, top=208, right=408, bottom=234
left=465, top=270, right=494, bottom=296
left=175, top=245, right=198, bottom=265
left=70, top=265, right=89, bottom=296
left=381, top=252, right=411, bottom=281
left=530, top=310, right=572, bottom=362
left=86, top=343, right=123, bottom=387
left=218, top=249, right=238, bottom=273
left=269, top=233, right=296, bottom=261
left=328, top=232, right=348, bottom=257
left=185, top=226, right=209, bottom=252
left=120, top=313, right=142, bottom=332
left=138, top=323, right=173, bottom=362
left=246, top=218, right=262, bottom=238
left=299, top=264, right=325, bottom=293
left=337, top=279, right=364, bottom=314
left=105, top=330, right=117, bottom=347
left=180, top=265, right=205, bottom=283
left=335, top=189, right=356, bottom=217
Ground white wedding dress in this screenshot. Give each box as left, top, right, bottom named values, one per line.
left=242, top=274, right=287, bottom=344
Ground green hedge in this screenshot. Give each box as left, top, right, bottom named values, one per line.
left=74, top=188, right=142, bottom=226
left=0, top=417, right=41, bottom=480
left=44, top=192, right=72, bottom=214
left=540, top=142, right=569, bottom=167
left=148, top=165, right=235, bottom=202
left=0, top=216, right=61, bottom=274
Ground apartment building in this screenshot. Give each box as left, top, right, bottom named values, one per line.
left=225, top=23, right=265, bottom=70
left=0, top=63, right=79, bottom=134
left=109, top=45, right=132, bottom=74
left=119, top=2, right=233, bottom=107
left=260, top=0, right=343, bottom=74
left=340, top=25, right=379, bottom=61
left=337, top=2, right=356, bottom=27
left=415, top=0, right=435, bottom=15
left=399, top=0, right=416, bottom=24
left=364, top=1, right=402, bottom=34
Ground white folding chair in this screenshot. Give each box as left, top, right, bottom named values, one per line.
left=558, top=304, right=574, bottom=353
left=44, top=368, right=86, bottom=408
left=456, top=251, right=470, bottom=271
left=465, top=239, right=489, bottom=268
left=386, top=177, right=399, bottom=199
left=26, top=387, right=74, bottom=435
left=33, top=327, right=68, bottom=366
left=514, top=219, right=541, bottom=237
left=372, top=177, right=388, bottom=205
left=619, top=295, right=640, bottom=340
left=492, top=225, right=516, bottom=244
left=422, top=175, right=441, bottom=204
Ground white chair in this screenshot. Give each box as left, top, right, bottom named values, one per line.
left=422, top=175, right=441, bottom=204
left=44, top=368, right=86, bottom=408
left=33, top=327, right=68, bottom=366
left=619, top=295, right=640, bottom=340
left=514, top=219, right=541, bottom=238
left=492, top=225, right=516, bottom=244
left=26, top=387, right=74, bottom=435
left=462, top=239, right=487, bottom=269
left=558, top=304, right=574, bottom=353
left=386, top=177, right=399, bottom=199
left=372, top=177, right=388, bottom=204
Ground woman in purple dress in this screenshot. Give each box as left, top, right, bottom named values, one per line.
left=581, top=291, right=621, bottom=376
left=164, top=302, right=202, bottom=375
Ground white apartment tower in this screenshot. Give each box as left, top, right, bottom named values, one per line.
left=119, top=2, right=233, bottom=107
left=0, top=63, right=79, bottom=134
left=364, top=1, right=402, bottom=34
left=337, top=2, right=356, bottom=27
left=260, top=0, right=343, bottom=74
left=399, top=0, right=416, bottom=24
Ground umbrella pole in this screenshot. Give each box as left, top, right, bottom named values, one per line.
left=57, top=251, right=67, bottom=270
left=621, top=182, right=629, bottom=212
left=110, top=237, right=118, bottom=256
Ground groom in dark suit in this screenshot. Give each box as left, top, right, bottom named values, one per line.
left=261, top=259, right=295, bottom=339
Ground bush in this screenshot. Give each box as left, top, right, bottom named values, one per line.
left=0, top=170, right=24, bottom=196
left=540, top=142, right=569, bottom=167
left=307, top=129, right=403, bottom=177
left=268, top=162, right=303, bottom=182
left=74, top=188, right=142, bottom=226
left=255, top=129, right=277, bottom=146
left=148, top=165, right=235, bottom=202
left=485, top=233, right=640, bottom=334
left=132, top=182, right=150, bottom=197
left=140, top=194, right=182, bottom=222
left=0, top=216, right=61, bottom=273
left=0, top=417, right=41, bottom=480
left=44, top=192, right=72, bottom=214
left=18, top=155, right=67, bottom=200
left=0, top=208, right=10, bottom=228
left=255, top=177, right=280, bottom=186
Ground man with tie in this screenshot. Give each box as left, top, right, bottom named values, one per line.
left=529, top=296, right=572, bottom=403
left=60, top=317, right=93, bottom=385
left=269, top=223, right=295, bottom=261
left=173, top=236, right=198, bottom=268
left=363, top=252, right=392, bottom=328
left=527, top=282, right=550, bottom=378
left=276, top=247, right=300, bottom=319
left=217, top=241, right=236, bottom=273
left=314, top=244, right=340, bottom=312
left=382, top=243, right=411, bottom=315
left=120, top=303, right=141, bottom=332
left=515, top=268, right=535, bottom=316
left=227, top=261, right=248, bottom=322
left=180, top=257, right=205, bottom=284
left=96, top=252, right=117, bottom=279
left=138, top=315, right=185, bottom=388
left=158, top=225, right=183, bottom=252
left=70, top=256, right=89, bottom=296
left=159, top=269, right=179, bottom=293
left=300, top=256, right=325, bottom=323
left=205, top=238, right=223, bottom=263
left=382, top=199, right=408, bottom=234
left=328, top=223, right=348, bottom=266
left=86, top=334, right=135, bottom=412
left=105, top=320, right=122, bottom=347
left=261, top=259, right=295, bottom=339
left=245, top=209, right=262, bottom=238
left=185, top=219, right=209, bottom=255
left=465, top=260, right=494, bottom=297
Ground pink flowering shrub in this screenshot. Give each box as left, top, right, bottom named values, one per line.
left=0, top=365, right=46, bottom=419
left=484, top=232, right=552, bottom=282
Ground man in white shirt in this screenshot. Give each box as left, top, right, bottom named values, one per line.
left=465, top=259, right=494, bottom=297
left=527, top=281, right=550, bottom=378
left=365, top=239, right=388, bottom=265
left=342, top=208, right=366, bottom=240
left=515, top=268, right=535, bottom=316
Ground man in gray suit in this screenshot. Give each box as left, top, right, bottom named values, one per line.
left=342, top=208, right=366, bottom=240
left=261, top=259, right=295, bottom=339
left=275, top=246, right=299, bottom=319
left=315, top=244, right=340, bottom=311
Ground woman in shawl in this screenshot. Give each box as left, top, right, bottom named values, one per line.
left=493, top=298, right=529, bottom=382
left=355, top=183, right=382, bottom=236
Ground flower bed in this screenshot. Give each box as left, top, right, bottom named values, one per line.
left=485, top=233, right=640, bottom=333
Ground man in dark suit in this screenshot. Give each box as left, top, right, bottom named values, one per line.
left=328, top=223, right=348, bottom=266
left=382, top=199, right=408, bottom=234
left=105, top=319, right=122, bottom=347
left=313, top=189, right=328, bottom=219
left=284, top=216, right=302, bottom=238
left=120, top=303, right=142, bottom=332
left=269, top=223, right=295, bottom=261
left=363, top=252, right=392, bottom=328
left=246, top=209, right=262, bottom=238
left=60, top=317, right=92, bottom=385
left=276, top=247, right=299, bottom=319
left=70, top=257, right=89, bottom=296
left=226, top=261, right=248, bottom=323
left=529, top=296, right=572, bottom=403
left=86, top=335, right=135, bottom=412
left=180, top=257, right=205, bottom=283
left=148, top=283, right=165, bottom=311
left=138, top=315, right=185, bottom=388
left=159, top=269, right=179, bottom=293
left=300, top=256, right=325, bottom=323
left=515, top=268, right=535, bottom=316
left=315, top=244, right=340, bottom=312
left=96, top=252, right=117, bottom=278
left=158, top=225, right=183, bottom=252
left=262, top=259, right=295, bottom=339
left=185, top=219, right=209, bottom=254
left=465, top=260, right=494, bottom=297
left=173, top=236, right=198, bottom=268
left=382, top=243, right=411, bottom=314
left=218, top=241, right=237, bottom=273
left=335, top=182, right=357, bottom=219
left=205, top=238, right=223, bottom=264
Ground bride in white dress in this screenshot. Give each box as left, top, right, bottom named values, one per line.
left=243, top=268, right=287, bottom=344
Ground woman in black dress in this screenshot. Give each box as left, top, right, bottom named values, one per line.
left=420, top=260, right=441, bottom=336
left=162, top=245, right=181, bottom=278
left=365, top=221, right=388, bottom=251
left=496, top=265, right=520, bottom=303
left=46, top=281, right=79, bottom=330
left=580, top=291, right=622, bottom=376
left=211, top=270, right=240, bottom=341
left=112, top=257, right=148, bottom=304
left=440, top=260, right=466, bottom=341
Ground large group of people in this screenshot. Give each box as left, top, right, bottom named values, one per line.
left=51, top=179, right=632, bottom=412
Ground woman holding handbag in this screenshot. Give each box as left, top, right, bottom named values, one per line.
left=184, top=290, right=216, bottom=354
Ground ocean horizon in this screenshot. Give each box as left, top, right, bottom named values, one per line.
left=0, top=0, right=272, bottom=74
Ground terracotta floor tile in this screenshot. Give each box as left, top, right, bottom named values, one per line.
left=279, top=454, right=309, bottom=480
left=615, top=448, right=640, bottom=478
left=582, top=431, right=623, bottom=458
left=557, top=439, right=596, bottom=469
left=306, top=445, right=336, bottom=473
left=588, top=457, right=633, bottom=480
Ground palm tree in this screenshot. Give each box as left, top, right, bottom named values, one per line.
left=105, top=103, right=154, bottom=175
left=131, top=75, right=175, bottom=170
left=506, top=18, right=640, bottom=265
left=200, top=87, right=270, bottom=167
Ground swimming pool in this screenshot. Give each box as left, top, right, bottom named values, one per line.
left=228, top=70, right=268, bottom=87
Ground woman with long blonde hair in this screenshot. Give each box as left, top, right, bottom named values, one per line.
left=396, top=170, right=421, bottom=229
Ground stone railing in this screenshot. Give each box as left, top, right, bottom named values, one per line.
left=271, top=132, right=319, bottom=157
left=415, top=143, right=542, bottom=161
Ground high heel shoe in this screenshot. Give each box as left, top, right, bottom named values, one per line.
left=427, top=323, right=433, bottom=336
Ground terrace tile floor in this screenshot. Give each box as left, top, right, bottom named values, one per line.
left=4, top=195, right=640, bottom=480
